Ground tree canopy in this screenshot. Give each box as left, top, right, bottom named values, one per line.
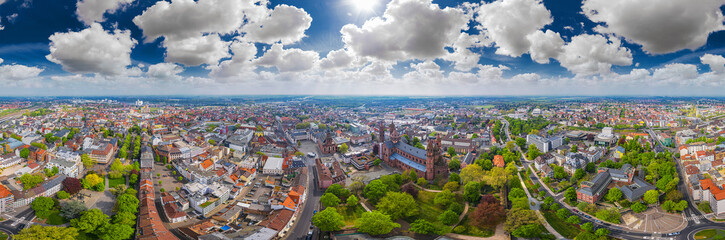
left=312, top=207, right=344, bottom=232
left=376, top=192, right=418, bottom=220
left=355, top=211, right=400, bottom=235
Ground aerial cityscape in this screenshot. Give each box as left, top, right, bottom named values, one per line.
left=2, top=0, right=725, bottom=240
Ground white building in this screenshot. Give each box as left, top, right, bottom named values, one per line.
left=263, top=157, right=284, bottom=175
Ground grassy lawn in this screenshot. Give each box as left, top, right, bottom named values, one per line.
left=0, top=232, right=6, bottom=240
left=695, top=229, right=725, bottom=239
left=414, top=191, right=452, bottom=233
left=46, top=210, right=68, bottom=225
left=542, top=210, right=581, bottom=239
left=336, top=204, right=365, bottom=227
left=108, top=177, right=126, bottom=188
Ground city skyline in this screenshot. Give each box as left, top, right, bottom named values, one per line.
left=0, top=0, right=724, bottom=96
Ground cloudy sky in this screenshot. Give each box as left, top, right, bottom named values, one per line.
left=0, top=0, right=725, bottom=96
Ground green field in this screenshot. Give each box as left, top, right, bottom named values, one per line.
left=46, top=210, right=68, bottom=225
left=108, top=177, right=126, bottom=188
left=695, top=229, right=725, bottom=240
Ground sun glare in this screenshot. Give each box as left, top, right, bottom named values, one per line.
left=352, top=0, right=377, bottom=12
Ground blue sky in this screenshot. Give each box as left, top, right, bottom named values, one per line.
left=0, top=0, right=724, bottom=96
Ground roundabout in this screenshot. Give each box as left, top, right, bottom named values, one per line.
left=690, top=227, right=725, bottom=240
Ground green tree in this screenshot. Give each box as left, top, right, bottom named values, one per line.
left=581, top=222, right=594, bottom=232
left=464, top=181, right=480, bottom=203
left=438, top=210, right=459, bottom=225
left=31, top=196, right=55, bottom=218
left=487, top=167, right=508, bottom=190
left=460, top=164, right=484, bottom=184
left=557, top=208, right=570, bottom=219
left=606, top=188, right=623, bottom=202
left=60, top=201, right=87, bottom=219
left=566, top=215, right=581, bottom=224
left=82, top=174, right=103, bottom=190
left=443, top=181, right=459, bottom=191
left=346, top=195, right=359, bottom=206
left=565, top=187, right=577, bottom=202
left=504, top=208, right=538, bottom=233
left=417, top=177, right=428, bottom=187
left=129, top=174, right=138, bottom=185
left=312, top=207, right=344, bottom=232
left=71, top=209, right=110, bottom=233
left=573, top=169, right=585, bottom=181
left=631, top=201, right=647, bottom=213
left=81, top=154, right=94, bottom=168
left=16, top=225, right=78, bottom=240
left=364, top=179, right=388, bottom=204
left=410, top=219, right=440, bottom=235
left=376, top=192, right=418, bottom=220
left=434, top=189, right=456, bottom=207
left=449, top=172, right=460, bottom=183
left=116, top=194, right=139, bottom=214
left=339, top=143, right=349, bottom=154
left=508, top=188, right=526, bottom=200
left=447, top=146, right=457, bottom=156
left=355, top=211, right=400, bottom=235
left=527, top=144, right=542, bottom=159
left=325, top=184, right=351, bottom=200
left=111, top=211, right=137, bottom=226
left=512, top=224, right=542, bottom=238
left=20, top=173, right=44, bottom=190
left=321, top=193, right=341, bottom=208
left=575, top=231, right=598, bottom=240
left=110, top=159, right=126, bottom=176
left=20, top=148, right=30, bottom=158
left=57, top=190, right=70, bottom=199
left=448, top=158, right=461, bottom=171
left=662, top=200, right=676, bottom=212
left=97, top=223, right=134, bottom=240
left=644, top=190, right=659, bottom=204
left=595, top=228, right=610, bottom=237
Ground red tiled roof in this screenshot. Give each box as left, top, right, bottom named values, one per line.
left=701, top=178, right=725, bottom=201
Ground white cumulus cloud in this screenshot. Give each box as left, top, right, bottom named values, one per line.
left=146, top=62, right=183, bottom=80
left=556, top=34, right=632, bottom=76
left=46, top=23, right=136, bottom=76
left=701, top=54, right=725, bottom=73
left=241, top=4, right=312, bottom=44
left=341, top=0, right=469, bottom=61
left=0, top=60, right=43, bottom=80
left=255, top=44, right=319, bottom=73
left=476, top=0, right=554, bottom=57
left=76, top=0, right=134, bottom=25
left=162, top=34, right=230, bottom=66
left=582, top=0, right=725, bottom=54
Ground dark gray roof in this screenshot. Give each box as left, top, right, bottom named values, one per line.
left=391, top=140, right=427, bottom=160
left=618, top=176, right=655, bottom=201
left=578, top=171, right=611, bottom=196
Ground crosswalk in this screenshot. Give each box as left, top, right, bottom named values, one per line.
left=684, top=215, right=707, bottom=221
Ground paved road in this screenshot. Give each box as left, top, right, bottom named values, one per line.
left=285, top=143, right=323, bottom=240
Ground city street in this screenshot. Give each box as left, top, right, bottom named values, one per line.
left=285, top=140, right=323, bottom=240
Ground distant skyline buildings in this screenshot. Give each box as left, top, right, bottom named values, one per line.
left=0, top=0, right=724, bottom=96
